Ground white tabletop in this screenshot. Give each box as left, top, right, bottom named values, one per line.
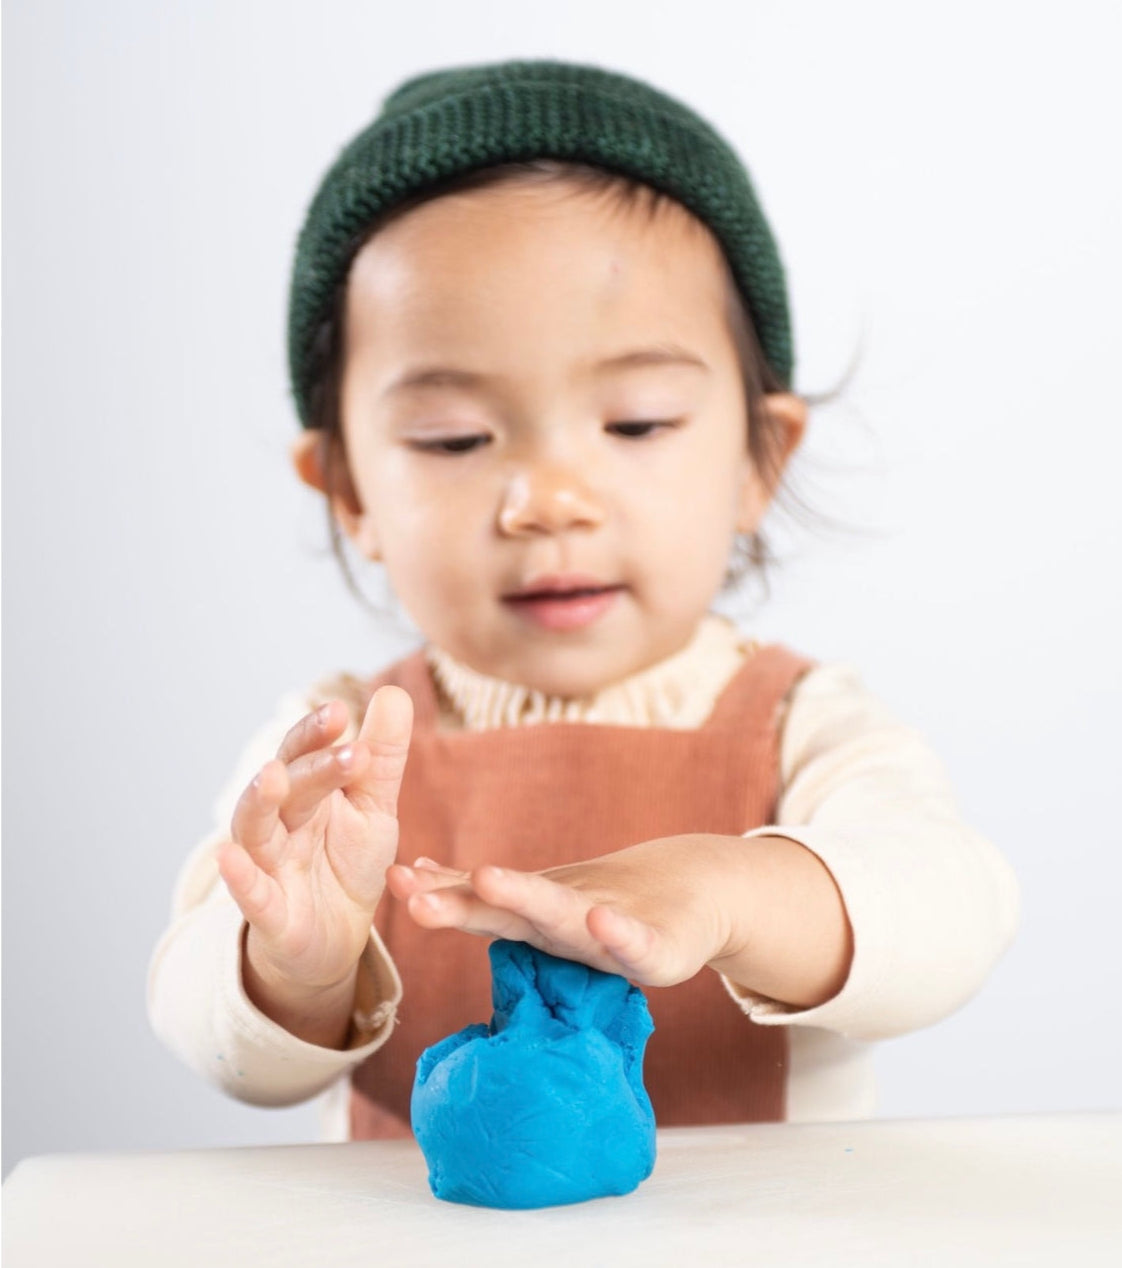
left=4, top=1112, right=1120, bottom=1267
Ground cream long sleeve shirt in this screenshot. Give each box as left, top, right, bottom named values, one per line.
left=147, top=615, right=1019, bottom=1133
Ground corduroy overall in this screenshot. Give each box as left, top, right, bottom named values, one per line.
left=341, top=643, right=811, bottom=1140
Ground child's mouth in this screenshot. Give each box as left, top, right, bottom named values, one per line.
left=503, top=582, right=623, bottom=631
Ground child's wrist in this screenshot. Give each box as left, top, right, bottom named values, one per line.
left=702, top=834, right=852, bottom=1009
left=241, top=926, right=362, bottom=1048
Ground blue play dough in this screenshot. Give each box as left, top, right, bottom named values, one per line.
left=411, top=940, right=656, bottom=1209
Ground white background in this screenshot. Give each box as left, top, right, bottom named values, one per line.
left=3, top=0, right=1120, bottom=1176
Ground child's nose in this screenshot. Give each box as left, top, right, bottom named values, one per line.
left=497, top=465, right=605, bottom=537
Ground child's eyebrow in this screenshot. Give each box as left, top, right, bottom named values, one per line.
left=381, top=344, right=709, bottom=398
left=597, top=345, right=710, bottom=375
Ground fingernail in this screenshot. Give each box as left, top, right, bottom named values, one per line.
left=336, top=744, right=354, bottom=769
left=413, top=856, right=438, bottom=869
left=419, top=893, right=442, bottom=909
left=315, top=704, right=331, bottom=725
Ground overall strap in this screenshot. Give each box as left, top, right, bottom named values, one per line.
left=704, top=642, right=815, bottom=733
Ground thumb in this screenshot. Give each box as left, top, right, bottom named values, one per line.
left=348, top=684, right=413, bottom=818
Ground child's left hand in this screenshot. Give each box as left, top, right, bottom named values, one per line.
left=386, top=834, right=852, bottom=1004
left=388, top=837, right=729, bottom=987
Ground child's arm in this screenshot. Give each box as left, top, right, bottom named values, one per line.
left=387, top=663, right=1020, bottom=1036
left=148, top=684, right=412, bottom=1105
left=386, top=834, right=849, bottom=1005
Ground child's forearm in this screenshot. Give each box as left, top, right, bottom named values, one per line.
left=241, top=926, right=359, bottom=1050
left=702, top=834, right=853, bottom=1009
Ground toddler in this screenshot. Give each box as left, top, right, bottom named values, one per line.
left=148, top=59, right=1019, bottom=1140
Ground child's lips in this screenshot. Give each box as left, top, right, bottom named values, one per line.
left=502, top=583, right=624, bottom=631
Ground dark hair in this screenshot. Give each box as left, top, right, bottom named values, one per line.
left=302, top=160, right=797, bottom=604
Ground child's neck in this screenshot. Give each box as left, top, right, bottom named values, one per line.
left=426, top=614, right=750, bottom=732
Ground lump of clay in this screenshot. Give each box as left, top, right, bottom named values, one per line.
left=411, top=939, right=656, bottom=1209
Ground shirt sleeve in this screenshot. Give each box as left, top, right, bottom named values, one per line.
left=722, top=662, right=1020, bottom=1041
left=146, top=689, right=404, bottom=1107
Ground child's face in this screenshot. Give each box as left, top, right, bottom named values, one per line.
left=304, top=181, right=802, bottom=696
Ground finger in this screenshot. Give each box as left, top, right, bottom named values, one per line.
left=385, top=862, right=469, bottom=901
left=275, top=701, right=351, bottom=765
left=470, top=866, right=593, bottom=944
left=586, top=905, right=672, bottom=984
left=406, top=881, right=648, bottom=979
left=230, top=760, right=289, bottom=854
left=349, top=685, right=413, bottom=818
left=278, top=741, right=371, bottom=832
left=215, top=840, right=288, bottom=942
left=404, top=887, right=536, bottom=943
left=470, top=867, right=681, bottom=982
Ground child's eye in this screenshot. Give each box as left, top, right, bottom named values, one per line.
left=411, top=435, right=492, bottom=455
left=606, top=420, right=677, bottom=439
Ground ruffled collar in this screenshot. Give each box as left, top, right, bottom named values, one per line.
left=424, top=613, right=751, bottom=731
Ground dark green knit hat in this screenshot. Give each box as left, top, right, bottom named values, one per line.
left=288, top=58, right=793, bottom=426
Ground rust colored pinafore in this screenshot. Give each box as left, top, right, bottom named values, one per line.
left=339, top=643, right=811, bottom=1139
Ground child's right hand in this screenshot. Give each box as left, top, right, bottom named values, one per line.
left=215, top=685, right=413, bottom=1044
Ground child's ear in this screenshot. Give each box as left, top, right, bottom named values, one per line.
left=735, top=392, right=807, bottom=531
left=763, top=391, right=807, bottom=470
left=289, top=431, right=380, bottom=557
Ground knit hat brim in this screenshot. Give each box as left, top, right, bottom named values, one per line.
left=288, top=59, right=793, bottom=426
